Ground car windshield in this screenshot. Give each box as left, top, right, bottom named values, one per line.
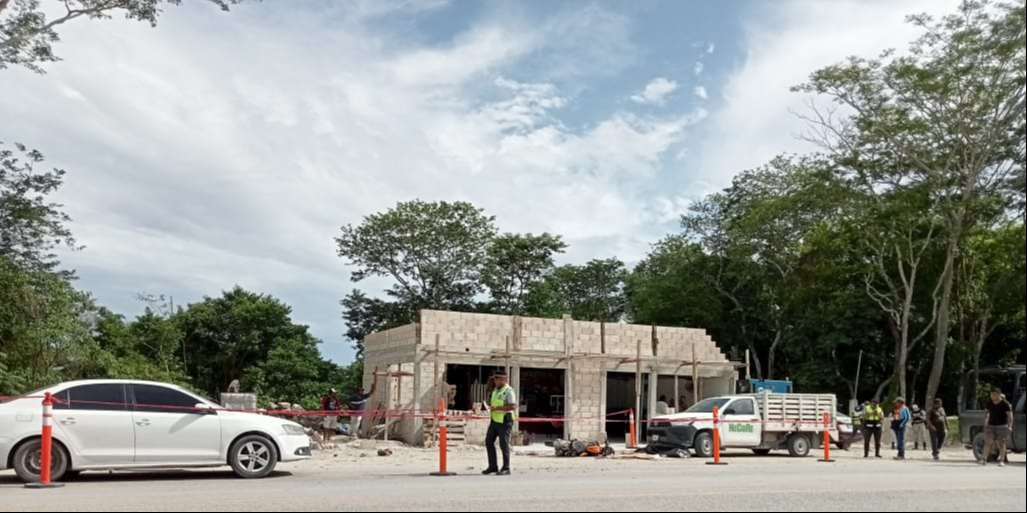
left=686, top=398, right=731, bottom=414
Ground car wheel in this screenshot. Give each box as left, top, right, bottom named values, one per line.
left=693, top=432, right=714, bottom=458
left=751, top=449, right=772, bottom=457
left=13, top=440, right=69, bottom=484
left=229, top=435, right=279, bottom=479
left=787, top=435, right=811, bottom=458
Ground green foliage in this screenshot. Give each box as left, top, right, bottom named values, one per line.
left=523, top=259, right=628, bottom=322
left=337, top=200, right=498, bottom=311
left=482, top=233, right=566, bottom=315
left=0, top=0, right=247, bottom=73
left=626, top=237, right=721, bottom=329
left=341, top=290, right=415, bottom=358
left=0, top=141, right=77, bottom=273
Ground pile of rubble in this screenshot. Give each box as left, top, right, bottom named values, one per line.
left=264, top=402, right=352, bottom=451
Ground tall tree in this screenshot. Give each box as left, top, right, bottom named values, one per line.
left=523, top=258, right=628, bottom=322
left=683, top=156, right=843, bottom=379
left=0, top=0, right=245, bottom=73
left=336, top=200, right=498, bottom=312
left=340, top=289, right=414, bottom=358
left=481, top=233, right=566, bottom=315
left=795, top=0, right=1026, bottom=404
left=0, top=142, right=77, bottom=273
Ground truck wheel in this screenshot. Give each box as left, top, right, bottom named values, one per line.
left=972, top=433, right=1000, bottom=463
left=787, top=435, right=811, bottom=458
left=13, top=439, right=69, bottom=484
left=693, top=432, right=714, bottom=458
left=751, top=449, right=772, bottom=457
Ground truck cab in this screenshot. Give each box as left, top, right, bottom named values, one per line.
left=959, top=366, right=1026, bottom=460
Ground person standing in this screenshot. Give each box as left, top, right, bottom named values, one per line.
left=891, top=397, right=911, bottom=460
left=980, top=388, right=1014, bottom=468
left=927, top=398, right=948, bottom=461
left=483, top=371, right=517, bottom=477
left=321, top=389, right=342, bottom=442
left=863, top=400, right=885, bottom=459
left=348, top=368, right=379, bottom=440
left=911, top=405, right=928, bottom=451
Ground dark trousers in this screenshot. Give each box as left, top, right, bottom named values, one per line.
left=930, top=430, right=946, bottom=457
left=486, top=421, right=512, bottom=471
left=864, top=424, right=882, bottom=457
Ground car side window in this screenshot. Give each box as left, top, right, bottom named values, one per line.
left=133, top=385, right=201, bottom=414
left=729, top=399, right=755, bottom=416
left=53, top=384, right=128, bottom=412
left=1017, top=394, right=1025, bottom=415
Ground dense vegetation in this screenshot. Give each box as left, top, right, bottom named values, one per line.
left=2, top=1, right=1024, bottom=410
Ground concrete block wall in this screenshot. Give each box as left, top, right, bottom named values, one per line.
left=362, top=310, right=734, bottom=445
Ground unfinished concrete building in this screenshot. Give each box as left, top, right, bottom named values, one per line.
left=362, top=310, right=739, bottom=446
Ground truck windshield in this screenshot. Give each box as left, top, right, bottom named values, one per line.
left=686, top=398, right=731, bottom=414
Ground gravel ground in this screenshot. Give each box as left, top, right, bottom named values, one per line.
left=1, top=445, right=1024, bottom=512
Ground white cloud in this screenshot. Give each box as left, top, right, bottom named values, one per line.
left=694, top=86, right=709, bottom=100
left=0, top=3, right=698, bottom=363
left=689, top=0, right=963, bottom=196
left=631, top=77, right=680, bottom=105
left=706, top=42, right=716, bottom=55
left=694, top=61, right=705, bottom=76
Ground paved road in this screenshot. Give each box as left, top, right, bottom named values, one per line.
left=1, top=453, right=1024, bottom=512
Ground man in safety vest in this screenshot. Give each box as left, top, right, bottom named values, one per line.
left=483, top=371, right=518, bottom=476
left=862, top=399, right=884, bottom=459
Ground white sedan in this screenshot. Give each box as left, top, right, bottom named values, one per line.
left=0, top=380, right=311, bottom=483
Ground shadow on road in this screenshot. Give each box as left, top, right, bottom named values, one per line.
left=0, top=470, right=292, bottom=488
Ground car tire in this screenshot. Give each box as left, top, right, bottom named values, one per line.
left=751, top=449, right=772, bottom=456
left=972, top=432, right=1000, bottom=463
left=13, top=439, right=70, bottom=484
left=787, top=435, right=811, bottom=458
left=693, top=432, right=714, bottom=458
left=229, top=435, right=279, bottom=479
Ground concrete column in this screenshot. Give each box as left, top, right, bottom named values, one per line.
left=563, top=314, right=575, bottom=440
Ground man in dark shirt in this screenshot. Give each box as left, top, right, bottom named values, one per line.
left=927, top=398, right=948, bottom=461
left=981, top=388, right=1014, bottom=467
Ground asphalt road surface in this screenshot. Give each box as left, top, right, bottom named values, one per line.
left=1, top=451, right=1024, bottom=512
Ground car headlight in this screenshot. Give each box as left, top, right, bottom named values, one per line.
left=283, top=424, right=307, bottom=437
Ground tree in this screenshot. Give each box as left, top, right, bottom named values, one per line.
left=683, top=156, right=844, bottom=379
left=481, top=233, right=566, bottom=315
left=176, top=287, right=323, bottom=398
left=0, top=0, right=245, bottom=73
left=523, top=258, right=628, bottom=322
left=340, top=289, right=414, bottom=358
left=795, top=0, right=1026, bottom=405
left=626, top=236, right=722, bottom=329
left=337, top=201, right=497, bottom=312
left=242, top=336, right=327, bottom=409
left=855, top=185, right=943, bottom=400
left=0, top=142, right=77, bottom=273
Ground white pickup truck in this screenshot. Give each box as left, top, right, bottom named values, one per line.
left=649, top=393, right=839, bottom=458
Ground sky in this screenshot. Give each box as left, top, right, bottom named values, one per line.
left=0, top=0, right=961, bottom=365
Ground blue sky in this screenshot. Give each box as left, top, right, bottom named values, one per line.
left=0, top=0, right=960, bottom=365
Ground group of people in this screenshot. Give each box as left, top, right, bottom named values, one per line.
left=320, top=379, right=378, bottom=442
left=860, top=387, right=1015, bottom=467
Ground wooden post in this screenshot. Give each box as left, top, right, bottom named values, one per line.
left=745, top=349, right=751, bottom=381
left=635, top=339, right=642, bottom=444
left=674, top=368, right=681, bottom=414
left=505, top=336, right=512, bottom=379
left=432, top=334, right=441, bottom=447
left=692, top=342, right=702, bottom=402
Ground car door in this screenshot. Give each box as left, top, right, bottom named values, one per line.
left=52, top=384, right=135, bottom=466
left=131, top=384, right=222, bottom=464
left=721, top=398, right=761, bottom=447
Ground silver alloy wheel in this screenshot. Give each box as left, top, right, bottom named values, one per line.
left=238, top=441, right=272, bottom=473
